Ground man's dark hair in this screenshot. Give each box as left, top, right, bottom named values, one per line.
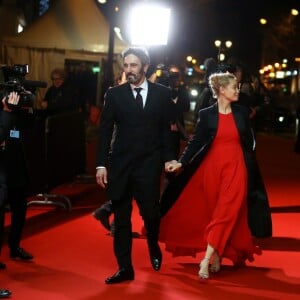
left=121, top=47, right=150, bottom=66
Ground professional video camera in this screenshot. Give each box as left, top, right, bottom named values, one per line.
left=0, top=64, right=47, bottom=110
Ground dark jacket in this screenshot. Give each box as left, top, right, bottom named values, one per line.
left=96, top=80, right=176, bottom=201
left=161, top=103, right=272, bottom=238
left=44, top=83, right=75, bottom=114
left=0, top=110, right=15, bottom=204
left=1, top=108, right=33, bottom=189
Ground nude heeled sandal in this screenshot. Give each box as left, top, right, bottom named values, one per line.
left=198, top=258, right=210, bottom=279
left=210, top=255, right=222, bottom=273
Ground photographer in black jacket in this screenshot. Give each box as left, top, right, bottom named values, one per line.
left=0, top=89, right=34, bottom=265
left=0, top=92, right=23, bottom=298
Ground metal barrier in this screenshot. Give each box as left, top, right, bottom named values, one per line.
left=24, top=111, right=86, bottom=210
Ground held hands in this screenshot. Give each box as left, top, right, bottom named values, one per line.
left=96, top=167, right=108, bottom=188
left=165, top=160, right=183, bottom=173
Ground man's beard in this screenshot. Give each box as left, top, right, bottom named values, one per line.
left=126, top=70, right=143, bottom=84
left=126, top=73, right=137, bottom=83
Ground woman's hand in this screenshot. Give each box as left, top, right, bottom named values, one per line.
left=165, top=160, right=183, bottom=173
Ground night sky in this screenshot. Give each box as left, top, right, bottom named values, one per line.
left=102, top=0, right=300, bottom=73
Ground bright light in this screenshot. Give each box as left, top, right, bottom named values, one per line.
left=214, top=40, right=221, bottom=47
left=225, top=40, right=232, bottom=48
left=187, top=67, right=193, bottom=76
left=291, top=9, right=299, bottom=16
left=18, top=24, right=23, bottom=33
left=219, top=53, right=225, bottom=61
left=190, top=102, right=196, bottom=111
left=92, top=66, right=101, bottom=73
left=260, top=18, right=267, bottom=25
left=97, top=0, right=107, bottom=4
left=129, top=4, right=170, bottom=46
left=276, top=71, right=285, bottom=79
left=114, top=27, right=123, bottom=41
left=190, top=89, right=199, bottom=97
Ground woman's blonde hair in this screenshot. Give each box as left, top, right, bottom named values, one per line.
left=209, top=72, right=236, bottom=98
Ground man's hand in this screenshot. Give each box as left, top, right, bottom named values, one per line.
left=96, top=167, right=108, bottom=188
left=2, top=92, right=20, bottom=112
left=165, top=160, right=182, bottom=173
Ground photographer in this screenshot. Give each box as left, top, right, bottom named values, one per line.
left=0, top=89, right=34, bottom=263
left=0, top=93, right=22, bottom=298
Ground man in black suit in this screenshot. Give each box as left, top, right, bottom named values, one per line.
left=96, top=47, right=176, bottom=284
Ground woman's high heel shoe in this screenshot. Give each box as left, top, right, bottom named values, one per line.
left=210, top=255, right=221, bottom=273
left=198, top=258, right=210, bottom=279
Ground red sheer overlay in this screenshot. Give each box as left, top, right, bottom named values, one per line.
left=159, top=113, right=261, bottom=264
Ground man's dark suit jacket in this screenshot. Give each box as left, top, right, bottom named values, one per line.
left=96, top=80, right=176, bottom=201
left=160, top=103, right=272, bottom=238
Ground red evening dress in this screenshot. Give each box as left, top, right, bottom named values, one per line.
left=159, top=113, right=261, bottom=265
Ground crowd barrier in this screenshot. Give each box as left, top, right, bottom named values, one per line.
left=23, top=110, right=86, bottom=210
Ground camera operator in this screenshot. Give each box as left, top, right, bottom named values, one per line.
left=0, top=92, right=23, bottom=298
left=0, top=90, right=34, bottom=264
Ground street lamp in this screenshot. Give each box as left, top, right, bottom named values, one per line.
left=214, top=40, right=232, bottom=62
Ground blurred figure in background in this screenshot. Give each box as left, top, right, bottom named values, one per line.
left=155, top=64, right=191, bottom=157
left=193, top=57, right=217, bottom=123
left=41, top=68, right=75, bottom=115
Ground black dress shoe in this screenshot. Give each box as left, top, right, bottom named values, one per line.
left=0, top=288, right=11, bottom=298
left=10, top=248, right=33, bottom=260
left=0, top=262, right=6, bottom=270
left=148, top=243, right=162, bottom=271
left=93, top=207, right=112, bottom=231
left=105, top=267, right=134, bottom=284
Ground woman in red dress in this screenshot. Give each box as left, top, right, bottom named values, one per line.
left=161, top=72, right=261, bottom=279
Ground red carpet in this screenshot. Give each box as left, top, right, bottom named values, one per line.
left=0, top=134, right=299, bottom=299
